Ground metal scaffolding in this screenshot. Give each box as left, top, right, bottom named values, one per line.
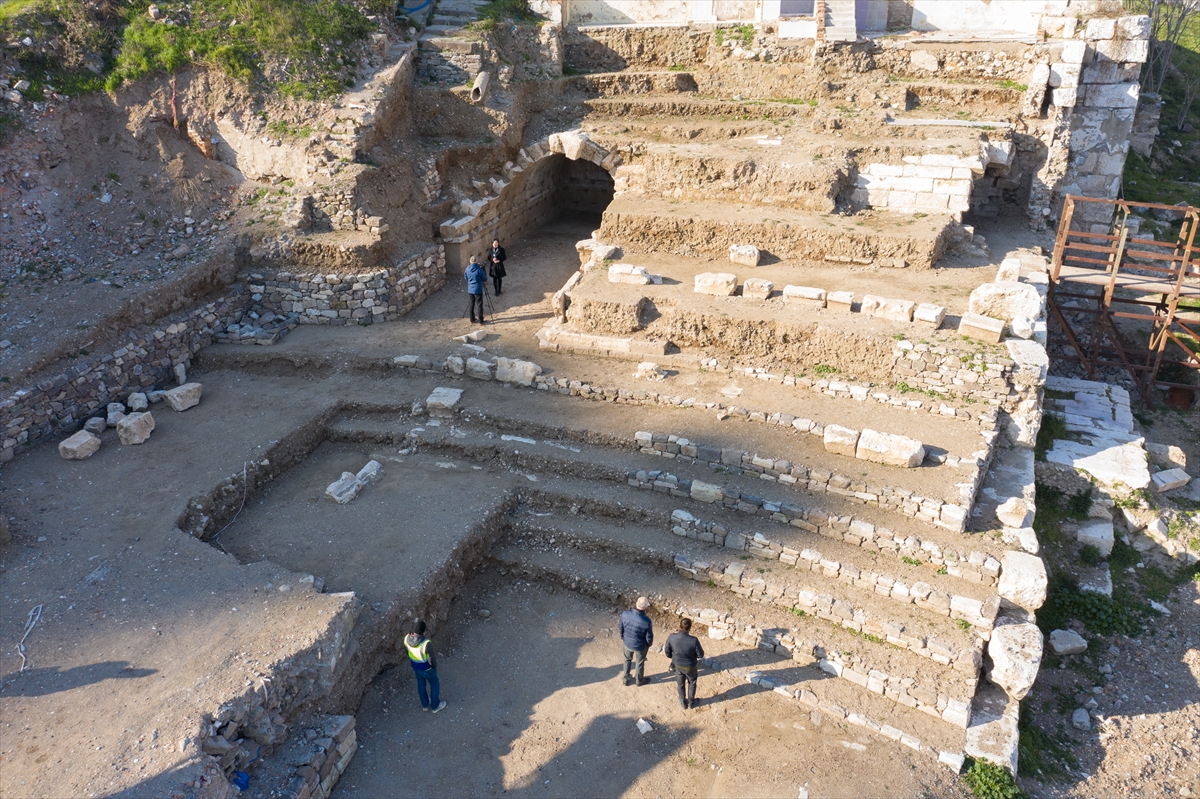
left=1048, top=195, right=1200, bottom=407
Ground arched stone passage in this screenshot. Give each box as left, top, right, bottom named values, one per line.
left=440, top=130, right=620, bottom=269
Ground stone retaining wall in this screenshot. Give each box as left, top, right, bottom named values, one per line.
left=280, top=715, right=358, bottom=799
left=1, top=292, right=248, bottom=461
left=249, top=245, right=445, bottom=326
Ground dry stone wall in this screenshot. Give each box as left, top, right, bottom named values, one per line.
left=1, top=293, right=248, bottom=462
left=249, top=245, right=445, bottom=326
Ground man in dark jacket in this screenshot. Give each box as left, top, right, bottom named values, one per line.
left=464, top=256, right=487, bottom=324
left=618, top=596, right=653, bottom=686
left=487, top=238, right=506, bottom=295
left=664, top=617, right=705, bottom=709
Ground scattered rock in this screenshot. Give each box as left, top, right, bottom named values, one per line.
left=986, top=622, right=1043, bottom=700
left=996, top=497, right=1034, bottom=528
left=426, top=387, right=464, bottom=416
left=728, top=244, right=761, bottom=266
left=127, top=392, right=148, bottom=412
left=107, top=402, right=127, bottom=428
left=1151, top=468, right=1191, bottom=493
left=968, top=281, right=1044, bottom=322
left=608, top=263, right=652, bottom=285
left=1010, top=315, right=1034, bottom=339
left=1146, top=442, right=1187, bottom=470
left=1048, top=629, right=1088, bottom=656
left=783, top=285, right=826, bottom=307
left=635, top=362, right=666, bottom=380
left=174, top=363, right=187, bottom=385
left=58, top=430, right=101, bottom=460
left=741, top=278, right=774, bottom=301
left=84, top=417, right=107, bottom=435
left=854, top=429, right=924, bottom=468
left=356, top=460, right=383, bottom=485
left=997, top=550, right=1048, bottom=611
left=466, top=357, right=494, bottom=381
left=163, top=383, right=203, bottom=412
left=326, top=472, right=361, bottom=504
left=823, top=425, right=861, bottom=458
left=116, top=412, right=155, bottom=446
left=958, top=312, right=1006, bottom=344
left=495, top=357, right=542, bottom=386
left=1071, top=708, right=1091, bottom=731
left=636, top=718, right=654, bottom=734
left=913, top=303, right=946, bottom=328
left=694, top=272, right=738, bottom=296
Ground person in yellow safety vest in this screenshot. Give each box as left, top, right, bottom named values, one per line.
left=404, top=619, right=446, bottom=713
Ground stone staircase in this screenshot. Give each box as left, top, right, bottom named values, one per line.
left=824, top=0, right=859, bottom=43
left=416, top=0, right=490, bottom=84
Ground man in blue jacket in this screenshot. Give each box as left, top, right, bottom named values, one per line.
left=464, top=255, right=487, bottom=324
left=619, top=596, right=654, bottom=686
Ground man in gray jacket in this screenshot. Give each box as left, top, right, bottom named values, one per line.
left=618, top=597, right=654, bottom=686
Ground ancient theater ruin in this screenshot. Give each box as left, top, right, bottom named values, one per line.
left=2, top=1, right=1198, bottom=797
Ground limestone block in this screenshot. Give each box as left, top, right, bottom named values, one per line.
left=690, top=480, right=724, bottom=504
left=823, top=425, right=861, bottom=458
left=107, top=402, right=127, bottom=428
left=1060, top=40, right=1088, bottom=65
left=694, top=272, right=737, bottom=296
left=997, top=551, right=1048, bottom=611
left=913, top=303, right=945, bottom=328
left=996, top=497, right=1034, bottom=529
left=996, top=258, right=1022, bottom=282
left=968, top=282, right=1043, bottom=323
left=326, top=472, right=361, bottom=504
left=826, top=291, right=854, bottom=312
left=1117, top=15, right=1151, bottom=40
left=116, top=412, right=156, bottom=446
left=1076, top=520, right=1114, bottom=556
left=426, top=387, right=463, bottom=416
left=164, top=383, right=203, bottom=412
left=783, top=285, right=826, bottom=306
left=635, top=362, right=665, bottom=380
left=1048, top=629, right=1088, bottom=656
left=1095, top=38, right=1149, bottom=63
left=1006, top=340, right=1049, bottom=383
left=1084, top=18, right=1116, bottom=40
left=445, top=355, right=465, bottom=376
left=84, top=417, right=107, bottom=435
left=1028, top=62, right=1051, bottom=88
left=127, top=392, right=149, bottom=412
left=861, top=295, right=915, bottom=323
left=965, top=697, right=1019, bottom=774
left=1010, top=315, right=1034, bottom=339
left=1052, top=87, right=1079, bottom=107
left=986, top=622, right=1043, bottom=700
left=575, top=238, right=597, bottom=265
left=910, top=50, right=939, bottom=73
left=466, top=357, right=494, bottom=380
left=741, top=278, right=773, bottom=301
left=1049, top=63, right=1082, bottom=89
left=1083, top=82, right=1140, bottom=109
left=1146, top=442, right=1187, bottom=470
left=729, top=244, right=761, bottom=266
left=855, top=429, right=925, bottom=468
left=1152, top=468, right=1191, bottom=493
left=356, top=460, right=383, bottom=484
left=59, top=430, right=101, bottom=460
left=495, top=357, right=543, bottom=386
left=958, top=312, right=1005, bottom=344
left=608, top=264, right=652, bottom=285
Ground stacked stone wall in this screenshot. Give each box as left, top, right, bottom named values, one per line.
left=0, top=292, right=249, bottom=461
left=250, top=245, right=445, bottom=326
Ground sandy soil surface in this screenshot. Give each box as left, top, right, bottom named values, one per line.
left=333, top=577, right=970, bottom=799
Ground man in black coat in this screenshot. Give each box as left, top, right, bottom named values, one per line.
left=487, top=238, right=506, bottom=295
left=664, top=617, right=705, bottom=709
left=618, top=596, right=653, bottom=686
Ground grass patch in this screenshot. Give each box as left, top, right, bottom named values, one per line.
left=1037, top=572, right=1142, bottom=637
left=1079, top=543, right=1104, bottom=565
left=812, top=364, right=838, bottom=374
left=963, top=757, right=1024, bottom=799
left=476, top=0, right=540, bottom=24
left=1043, top=388, right=1075, bottom=401
left=1017, top=700, right=1076, bottom=781
left=1034, top=413, right=1071, bottom=461
left=995, top=78, right=1028, bottom=92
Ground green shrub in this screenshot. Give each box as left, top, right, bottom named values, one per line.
left=1035, top=413, right=1069, bottom=461
left=1079, top=544, right=1103, bottom=566
left=963, top=758, right=1024, bottom=799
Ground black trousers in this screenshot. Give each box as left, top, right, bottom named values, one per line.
left=469, top=293, right=485, bottom=322
left=492, top=275, right=503, bottom=295
left=675, top=665, right=698, bottom=707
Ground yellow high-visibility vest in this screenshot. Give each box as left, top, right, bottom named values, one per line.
left=406, top=638, right=430, bottom=664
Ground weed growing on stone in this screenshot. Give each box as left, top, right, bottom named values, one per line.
left=1034, top=413, right=1071, bottom=461
left=901, top=556, right=922, bottom=566
left=1016, top=700, right=1076, bottom=781
left=1079, top=544, right=1103, bottom=566
left=957, top=618, right=971, bottom=630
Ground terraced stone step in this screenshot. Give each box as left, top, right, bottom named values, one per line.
left=489, top=539, right=974, bottom=744
left=597, top=196, right=955, bottom=268
left=569, top=71, right=699, bottom=96
left=509, top=506, right=987, bottom=670
left=582, top=96, right=818, bottom=120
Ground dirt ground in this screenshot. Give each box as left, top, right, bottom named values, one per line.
left=333, top=577, right=969, bottom=799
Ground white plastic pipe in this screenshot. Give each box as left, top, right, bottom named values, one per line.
left=471, top=71, right=491, bottom=104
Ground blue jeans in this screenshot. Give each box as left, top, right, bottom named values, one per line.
left=414, top=667, right=440, bottom=709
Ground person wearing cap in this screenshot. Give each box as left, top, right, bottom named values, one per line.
left=664, top=617, right=705, bottom=709
left=404, top=619, right=447, bottom=713
left=618, top=597, right=654, bottom=686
